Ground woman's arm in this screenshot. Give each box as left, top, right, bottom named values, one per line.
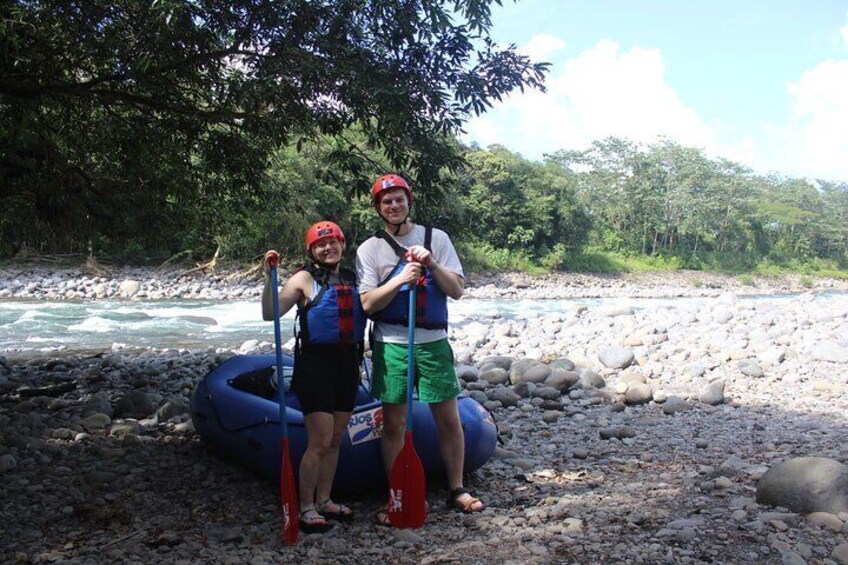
left=261, top=251, right=310, bottom=320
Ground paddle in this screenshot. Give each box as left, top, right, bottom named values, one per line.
left=268, top=254, right=299, bottom=545
left=388, top=281, right=427, bottom=528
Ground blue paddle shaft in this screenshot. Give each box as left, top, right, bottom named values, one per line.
left=406, top=284, right=416, bottom=430
left=270, top=266, right=289, bottom=438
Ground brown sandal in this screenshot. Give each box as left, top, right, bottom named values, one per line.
left=447, top=487, right=485, bottom=513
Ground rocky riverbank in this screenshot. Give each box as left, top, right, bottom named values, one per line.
left=1, top=266, right=848, bottom=563
left=2, top=263, right=848, bottom=302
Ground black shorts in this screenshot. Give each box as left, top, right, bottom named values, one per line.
left=291, top=346, right=360, bottom=415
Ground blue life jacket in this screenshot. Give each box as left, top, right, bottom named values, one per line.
left=370, top=227, right=448, bottom=330
left=296, top=266, right=365, bottom=349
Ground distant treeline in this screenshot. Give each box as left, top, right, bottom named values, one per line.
left=4, top=131, right=848, bottom=274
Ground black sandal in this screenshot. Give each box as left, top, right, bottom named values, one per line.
left=447, top=487, right=485, bottom=513
left=299, top=508, right=333, bottom=533
left=317, top=499, right=354, bottom=522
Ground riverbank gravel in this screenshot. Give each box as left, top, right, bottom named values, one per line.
left=1, top=266, right=847, bottom=563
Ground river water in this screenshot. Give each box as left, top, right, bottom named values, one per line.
left=1, top=292, right=845, bottom=355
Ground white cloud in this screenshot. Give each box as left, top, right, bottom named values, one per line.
left=517, top=34, right=567, bottom=61
left=768, top=59, right=848, bottom=181
left=841, top=18, right=848, bottom=49
left=464, top=38, right=718, bottom=160
left=464, top=34, right=848, bottom=181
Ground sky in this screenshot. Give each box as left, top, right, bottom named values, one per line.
left=462, top=0, right=848, bottom=182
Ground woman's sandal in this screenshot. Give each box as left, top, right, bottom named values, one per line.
left=447, top=487, right=485, bottom=513
left=317, top=499, right=354, bottom=522
left=299, top=507, right=333, bottom=534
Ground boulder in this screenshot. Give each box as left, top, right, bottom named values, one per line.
left=756, top=457, right=848, bottom=514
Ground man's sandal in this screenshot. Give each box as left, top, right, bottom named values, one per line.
left=374, top=507, right=392, bottom=527
left=299, top=507, right=333, bottom=534
left=447, top=487, right=485, bottom=513
left=317, top=499, right=354, bottom=522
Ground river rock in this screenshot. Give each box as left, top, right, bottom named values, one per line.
left=479, top=367, right=509, bottom=386
left=756, top=457, right=848, bottom=514
left=738, top=359, right=764, bottom=378
left=579, top=370, right=606, bottom=389
left=549, top=358, right=575, bottom=371
left=516, top=363, right=551, bottom=385
left=114, top=390, right=155, bottom=419
left=624, top=383, right=653, bottom=405
left=118, top=279, right=141, bottom=296
left=598, top=304, right=635, bottom=317
left=598, top=346, right=634, bottom=369
left=488, top=387, right=521, bottom=407
left=509, top=359, right=538, bottom=384
left=478, top=356, right=513, bottom=371
left=456, top=364, right=479, bottom=382
left=662, top=396, right=693, bottom=415
left=810, top=341, right=848, bottom=363
left=699, top=379, right=726, bottom=406
left=157, top=399, right=188, bottom=421
left=0, top=454, right=17, bottom=473
left=545, top=370, right=579, bottom=392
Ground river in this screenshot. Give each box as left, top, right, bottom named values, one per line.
left=2, top=292, right=845, bottom=355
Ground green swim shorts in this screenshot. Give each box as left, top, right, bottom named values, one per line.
left=370, top=339, right=461, bottom=404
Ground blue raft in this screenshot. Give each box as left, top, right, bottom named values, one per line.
left=190, top=354, right=498, bottom=492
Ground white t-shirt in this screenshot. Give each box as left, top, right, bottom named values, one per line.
left=355, top=224, right=463, bottom=344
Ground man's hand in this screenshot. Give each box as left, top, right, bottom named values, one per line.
left=397, top=261, right=423, bottom=286
left=405, top=245, right=432, bottom=268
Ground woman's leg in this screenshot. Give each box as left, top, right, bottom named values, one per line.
left=314, top=411, right=352, bottom=503
left=299, top=411, right=334, bottom=509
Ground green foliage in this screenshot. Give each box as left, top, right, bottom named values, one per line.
left=560, top=251, right=626, bottom=273
left=738, top=274, right=755, bottom=286
left=455, top=241, right=544, bottom=275
left=690, top=277, right=703, bottom=288
left=0, top=0, right=547, bottom=259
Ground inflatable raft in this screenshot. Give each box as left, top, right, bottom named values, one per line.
left=190, top=354, right=498, bottom=492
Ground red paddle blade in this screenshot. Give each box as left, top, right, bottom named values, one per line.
left=388, top=431, right=426, bottom=528
left=280, top=438, right=299, bottom=544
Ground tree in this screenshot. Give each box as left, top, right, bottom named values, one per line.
left=0, top=0, right=547, bottom=258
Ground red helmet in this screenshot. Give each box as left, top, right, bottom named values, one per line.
left=371, top=174, right=412, bottom=208
left=304, top=221, right=345, bottom=251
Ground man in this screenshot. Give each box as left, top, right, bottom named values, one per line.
left=356, top=173, right=484, bottom=526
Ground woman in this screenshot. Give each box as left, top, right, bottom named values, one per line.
left=262, top=221, right=365, bottom=533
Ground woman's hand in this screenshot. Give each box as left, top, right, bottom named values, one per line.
left=263, top=250, right=280, bottom=275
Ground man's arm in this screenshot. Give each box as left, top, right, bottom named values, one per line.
left=359, top=261, right=422, bottom=315
left=405, top=243, right=464, bottom=300
left=426, top=260, right=464, bottom=300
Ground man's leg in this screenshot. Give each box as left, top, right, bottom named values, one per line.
left=380, top=402, right=406, bottom=476
left=430, top=399, right=484, bottom=512
left=429, top=399, right=464, bottom=489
